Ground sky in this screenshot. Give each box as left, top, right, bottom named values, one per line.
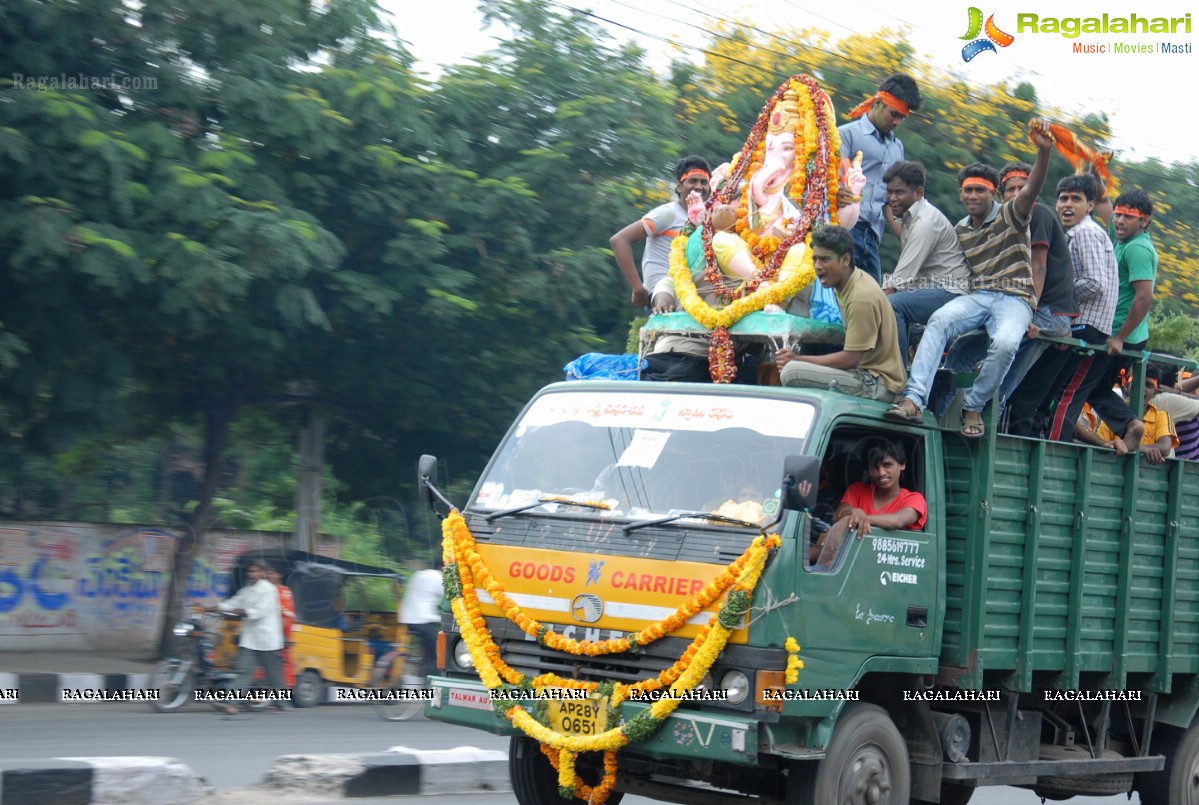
left=388, top=0, right=1199, bottom=165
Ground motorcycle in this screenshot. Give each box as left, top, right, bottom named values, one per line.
left=147, top=608, right=271, bottom=712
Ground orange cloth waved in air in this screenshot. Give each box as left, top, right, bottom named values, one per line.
left=1033, top=121, right=1118, bottom=197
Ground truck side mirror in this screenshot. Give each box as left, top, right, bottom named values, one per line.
left=782, top=455, right=820, bottom=512
left=417, top=454, right=439, bottom=504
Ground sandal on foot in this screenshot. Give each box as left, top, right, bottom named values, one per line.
left=960, top=412, right=985, bottom=439
left=883, top=399, right=923, bottom=424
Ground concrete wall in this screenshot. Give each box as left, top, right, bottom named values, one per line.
left=0, top=522, right=337, bottom=653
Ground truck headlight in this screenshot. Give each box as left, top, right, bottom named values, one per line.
left=721, top=670, right=750, bottom=705
left=173, top=623, right=195, bottom=637
left=453, top=638, right=475, bottom=670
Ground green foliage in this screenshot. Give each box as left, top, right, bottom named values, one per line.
left=3, top=0, right=1196, bottom=566
left=1147, top=311, right=1199, bottom=361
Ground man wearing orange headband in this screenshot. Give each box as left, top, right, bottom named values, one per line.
left=611, top=155, right=712, bottom=310
left=1046, top=188, right=1157, bottom=447
left=837, top=74, right=923, bottom=285
left=1005, top=174, right=1118, bottom=440
left=886, top=121, right=1056, bottom=438
left=943, top=161, right=1077, bottom=417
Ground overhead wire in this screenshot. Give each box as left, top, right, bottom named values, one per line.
left=467, top=0, right=1175, bottom=160
left=567, top=0, right=1178, bottom=158
left=544, top=0, right=1015, bottom=120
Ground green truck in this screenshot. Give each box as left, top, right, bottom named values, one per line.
left=420, top=366, right=1199, bottom=804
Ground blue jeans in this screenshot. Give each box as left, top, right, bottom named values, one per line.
left=851, top=221, right=882, bottom=285
left=889, top=287, right=959, bottom=363
left=902, top=291, right=1033, bottom=413
left=942, top=307, right=1073, bottom=415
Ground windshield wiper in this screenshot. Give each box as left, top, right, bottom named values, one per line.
left=622, top=511, right=760, bottom=534
left=482, top=497, right=612, bottom=524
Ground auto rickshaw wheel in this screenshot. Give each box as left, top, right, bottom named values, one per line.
left=293, top=669, right=324, bottom=708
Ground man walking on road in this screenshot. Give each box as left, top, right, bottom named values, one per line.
left=210, top=561, right=288, bottom=714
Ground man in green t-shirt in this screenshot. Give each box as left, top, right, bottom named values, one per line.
left=775, top=226, right=905, bottom=401
left=1050, top=188, right=1157, bottom=447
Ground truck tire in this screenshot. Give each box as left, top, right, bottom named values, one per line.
left=509, top=736, right=623, bottom=805
left=912, top=783, right=973, bottom=805
left=1136, top=723, right=1199, bottom=805
left=1034, top=771, right=1132, bottom=799
left=788, top=703, right=910, bottom=804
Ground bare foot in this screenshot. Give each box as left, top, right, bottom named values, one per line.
left=1122, top=419, right=1144, bottom=453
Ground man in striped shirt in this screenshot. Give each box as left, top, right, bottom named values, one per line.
left=885, top=120, right=1055, bottom=437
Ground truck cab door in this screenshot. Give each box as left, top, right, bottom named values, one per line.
left=793, top=422, right=938, bottom=687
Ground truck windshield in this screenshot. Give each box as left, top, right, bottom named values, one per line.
left=470, top=389, right=815, bottom=525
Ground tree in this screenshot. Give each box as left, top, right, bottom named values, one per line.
left=1, top=0, right=407, bottom=652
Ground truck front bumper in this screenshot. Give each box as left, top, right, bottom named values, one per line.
left=425, top=676, right=762, bottom=766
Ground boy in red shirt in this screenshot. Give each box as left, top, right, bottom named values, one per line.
left=811, top=441, right=926, bottom=566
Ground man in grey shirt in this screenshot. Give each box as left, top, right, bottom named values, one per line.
left=880, top=160, right=970, bottom=362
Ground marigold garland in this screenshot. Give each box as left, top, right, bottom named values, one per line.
left=708, top=327, right=738, bottom=383
left=441, top=509, right=780, bottom=803
left=669, top=232, right=815, bottom=333
left=670, top=74, right=839, bottom=383
left=784, top=636, right=804, bottom=685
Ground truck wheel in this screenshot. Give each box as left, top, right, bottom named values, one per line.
left=509, top=736, right=623, bottom=805
left=292, top=670, right=324, bottom=708
left=913, top=783, right=973, bottom=805
left=1035, top=770, right=1132, bottom=799
left=789, top=703, right=910, bottom=804
left=1136, top=723, right=1199, bottom=805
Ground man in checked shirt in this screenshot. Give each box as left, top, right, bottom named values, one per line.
left=1002, top=175, right=1119, bottom=438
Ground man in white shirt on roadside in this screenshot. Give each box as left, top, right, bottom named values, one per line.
left=210, top=561, right=287, bottom=714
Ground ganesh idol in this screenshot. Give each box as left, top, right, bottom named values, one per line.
left=681, top=80, right=866, bottom=310
left=663, top=75, right=858, bottom=383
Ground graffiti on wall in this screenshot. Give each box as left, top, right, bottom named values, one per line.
left=0, top=525, right=173, bottom=647
left=0, top=523, right=317, bottom=652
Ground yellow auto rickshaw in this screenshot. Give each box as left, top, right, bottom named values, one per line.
left=224, top=548, right=402, bottom=707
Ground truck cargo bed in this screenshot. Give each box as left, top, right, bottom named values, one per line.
left=940, top=433, right=1199, bottom=692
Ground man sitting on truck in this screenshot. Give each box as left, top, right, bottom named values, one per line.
left=774, top=225, right=906, bottom=401
left=884, top=120, right=1056, bottom=437
left=879, top=159, right=971, bottom=364
left=810, top=440, right=926, bottom=569
left=611, top=155, right=712, bottom=310
left=1046, top=188, right=1158, bottom=447
left=1074, top=369, right=1177, bottom=464
left=1152, top=365, right=1199, bottom=460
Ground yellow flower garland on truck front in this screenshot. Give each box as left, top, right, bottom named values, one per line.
left=441, top=509, right=783, bottom=803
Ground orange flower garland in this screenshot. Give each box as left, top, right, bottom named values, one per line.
left=441, top=509, right=783, bottom=804
left=670, top=74, right=837, bottom=382
left=445, top=508, right=765, bottom=657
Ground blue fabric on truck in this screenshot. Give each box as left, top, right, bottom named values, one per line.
left=563, top=353, right=646, bottom=381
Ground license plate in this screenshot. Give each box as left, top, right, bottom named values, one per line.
left=545, top=694, right=608, bottom=737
